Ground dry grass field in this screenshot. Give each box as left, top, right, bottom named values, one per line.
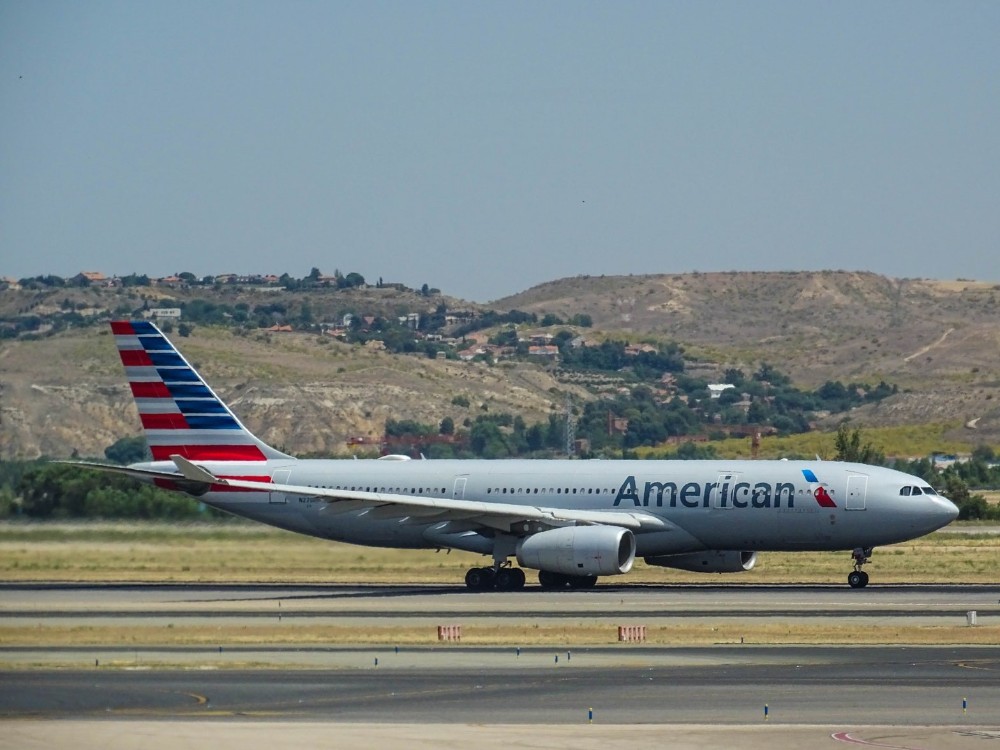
left=4, top=622, right=1000, bottom=649
left=2, top=522, right=998, bottom=651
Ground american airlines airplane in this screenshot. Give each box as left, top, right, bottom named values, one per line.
left=76, top=321, right=959, bottom=591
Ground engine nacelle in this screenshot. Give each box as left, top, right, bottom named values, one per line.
left=644, top=550, right=757, bottom=573
left=516, top=525, right=636, bottom=577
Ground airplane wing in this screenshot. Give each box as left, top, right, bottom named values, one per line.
left=170, top=456, right=667, bottom=533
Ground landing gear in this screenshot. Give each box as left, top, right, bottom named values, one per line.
left=495, top=567, right=526, bottom=591
left=538, top=570, right=599, bottom=590
left=464, top=565, right=525, bottom=592
left=464, top=566, right=496, bottom=591
left=847, top=547, right=873, bottom=589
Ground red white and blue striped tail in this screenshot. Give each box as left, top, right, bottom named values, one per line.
left=110, top=321, right=291, bottom=463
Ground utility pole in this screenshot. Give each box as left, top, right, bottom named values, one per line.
left=564, top=394, right=576, bottom=457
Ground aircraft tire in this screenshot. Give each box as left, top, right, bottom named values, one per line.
left=847, top=570, right=867, bottom=589
left=465, top=567, right=496, bottom=591
left=495, top=568, right=526, bottom=591
left=568, top=574, right=598, bottom=589
left=538, top=570, right=569, bottom=589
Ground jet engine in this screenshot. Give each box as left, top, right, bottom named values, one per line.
left=516, top=525, right=636, bottom=577
left=644, top=550, right=757, bottom=573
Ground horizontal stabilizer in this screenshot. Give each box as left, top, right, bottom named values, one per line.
left=170, top=455, right=226, bottom=485
left=58, top=460, right=183, bottom=483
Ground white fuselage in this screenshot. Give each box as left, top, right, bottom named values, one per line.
left=138, top=457, right=958, bottom=558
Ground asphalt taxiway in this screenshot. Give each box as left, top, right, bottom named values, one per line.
left=3, top=646, right=1000, bottom=749
left=3, top=583, right=1000, bottom=748
left=3, top=645, right=1000, bottom=724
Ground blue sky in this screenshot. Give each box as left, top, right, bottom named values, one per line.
left=2, top=1, right=998, bottom=302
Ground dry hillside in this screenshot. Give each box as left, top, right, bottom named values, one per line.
left=0, top=327, right=584, bottom=460
left=2, top=270, right=1000, bottom=459
left=498, top=271, right=1000, bottom=438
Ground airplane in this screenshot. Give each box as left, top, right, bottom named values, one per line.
left=72, top=320, right=959, bottom=591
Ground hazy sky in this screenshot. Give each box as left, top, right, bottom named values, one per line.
left=2, top=2, right=998, bottom=302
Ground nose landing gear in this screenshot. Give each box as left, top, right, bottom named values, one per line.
left=847, top=547, right=872, bottom=588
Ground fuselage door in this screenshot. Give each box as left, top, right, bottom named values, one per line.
left=846, top=475, right=868, bottom=510
left=452, top=476, right=468, bottom=500
left=270, top=469, right=291, bottom=504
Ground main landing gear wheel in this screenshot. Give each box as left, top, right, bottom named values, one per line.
left=465, top=566, right=526, bottom=591
left=538, top=570, right=599, bottom=590
left=495, top=567, right=526, bottom=591
left=464, top=567, right=495, bottom=591
left=847, top=547, right=873, bottom=589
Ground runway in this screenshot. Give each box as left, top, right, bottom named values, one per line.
left=2, top=582, right=998, bottom=621
left=3, top=583, right=1000, bottom=748
left=3, top=645, right=1000, bottom=724
left=3, top=647, right=1000, bottom=749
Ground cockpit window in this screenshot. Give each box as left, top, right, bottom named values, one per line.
left=900, top=485, right=939, bottom=497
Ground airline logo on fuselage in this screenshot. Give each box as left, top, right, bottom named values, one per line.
left=802, top=468, right=837, bottom=508
left=612, top=469, right=837, bottom=510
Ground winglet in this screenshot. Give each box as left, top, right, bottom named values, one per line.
left=170, top=455, right=226, bottom=485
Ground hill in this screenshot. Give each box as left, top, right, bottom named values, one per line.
left=496, top=271, right=1000, bottom=440
left=1, top=270, right=999, bottom=459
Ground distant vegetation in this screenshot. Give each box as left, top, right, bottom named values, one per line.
left=0, top=461, right=218, bottom=520
left=3, top=267, right=901, bottom=446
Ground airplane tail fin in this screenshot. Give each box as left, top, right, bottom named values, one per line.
left=110, top=320, right=292, bottom=463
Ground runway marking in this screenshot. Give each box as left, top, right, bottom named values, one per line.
left=956, top=660, right=997, bottom=671
left=185, top=692, right=208, bottom=705
left=831, top=732, right=915, bottom=748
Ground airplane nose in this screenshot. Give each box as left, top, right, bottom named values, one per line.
left=935, top=496, right=960, bottom=524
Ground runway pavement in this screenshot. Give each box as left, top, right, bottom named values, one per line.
left=3, top=647, right=1000, bottom=749
left=3, top=583, right=1000, bottom=748
left=2, top=581, right=998, bottom=620
left=3, top=645, right=1000, bottom=724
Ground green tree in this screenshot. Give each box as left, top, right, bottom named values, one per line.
left=104, top=436, right=150, bottom=464
left=833, top=425, right=886, bottom=465
left=972, top=444, right=996, bottom=463
left=941, top=473, right=993, bottom=520
left=674, top=441, right=719, bottom=460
